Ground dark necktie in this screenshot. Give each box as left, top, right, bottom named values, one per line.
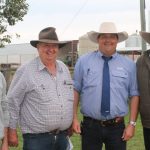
left=101, top=56, right=112, bottom=117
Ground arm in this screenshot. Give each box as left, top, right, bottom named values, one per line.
left=72, top=90, right=81, bottom=134
left=122, top=95, right=139, bottom=141
left=7, top=68, right=27, bottom=147
left=0, top=73, right=9, bottom=150
left=1, top=128, right=8, bottom=150
left=7, top=128, right=18, bottom=147
left=72, top=58, right=83, bottom=134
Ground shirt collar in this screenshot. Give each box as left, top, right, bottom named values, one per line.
left=37, top=57, right=63, bottom=73
left=37, top=57, right=46, bottom=71
left=96, top=50, right=118, bottom=59
left=56, top=61, right=64, bottom=73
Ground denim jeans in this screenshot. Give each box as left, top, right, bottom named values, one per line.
left=81, top=118, right=126, bottom=150
left=23, top=132, right=68, bottom=150
left=143, top=127, right=150, bottom=150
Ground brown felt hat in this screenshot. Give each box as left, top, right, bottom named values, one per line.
left=30, top=27, right=69, bottom=48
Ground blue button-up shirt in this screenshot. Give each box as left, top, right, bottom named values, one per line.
left=73, top=50, right=139, bottom=120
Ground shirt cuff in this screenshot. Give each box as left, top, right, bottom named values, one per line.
left=9, top=117, right=18, bottom=129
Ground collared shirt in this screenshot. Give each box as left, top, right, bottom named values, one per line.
left=8, top=57, right=73, bottom=134
left=0, top=72, right=9, bottom=139
left=137, top=49, right=150, bottom=127
left=73, top=50, right=139, bottom=120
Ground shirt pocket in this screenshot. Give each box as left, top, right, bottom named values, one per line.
left=83, top=70, right=99, bottom=88
left=63, top=80, right=74, bottom=101
left=29, top=84, right=53, bottom=102
left=111, top=70, right=128, bottom=88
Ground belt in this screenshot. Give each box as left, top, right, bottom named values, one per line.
left=50, top=129, right=67, bottom=135
left=83, top=116, right=124, bottom=127
left=23, top=129, right=67, bottom=137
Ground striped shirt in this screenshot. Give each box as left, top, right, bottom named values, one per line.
left=0, top=72, right=9, bottom=139
left=8, top=57, right=73, bottom=134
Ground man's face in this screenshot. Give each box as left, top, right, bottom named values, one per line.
left=37, top=42, right=59, bottom=62
left=98, top=33, right=118, bottom=56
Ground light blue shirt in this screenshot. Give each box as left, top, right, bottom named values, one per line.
left=73, top=50, right=139, bottom=120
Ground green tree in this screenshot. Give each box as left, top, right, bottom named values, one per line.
left=0, top=0, right=28, bottom=47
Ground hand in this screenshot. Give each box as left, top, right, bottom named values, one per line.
left=1, top=142, right=9, bottom=150
left=1, top=128, right=9, bottom=150
left=67, top=127, right=74, bottom=137
left=8, top=128, right=18, bottom=147
left=72, top=118, right=81, bottom=134
left=122, top=124, right=135, bottom=141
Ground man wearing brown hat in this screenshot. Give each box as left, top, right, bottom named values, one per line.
left=7, top=27, right=74, bottom=150
left=137, top=31, right=150, bottom=150
left=72, top=22, right=139, bottom=150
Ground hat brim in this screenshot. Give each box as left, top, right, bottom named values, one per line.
left=30, top=39, right=69, bottom=48
left=139, top=31, right=150, bottom=44
left=87, top=31, right=128, bottom=43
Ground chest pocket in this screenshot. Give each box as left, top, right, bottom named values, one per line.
left=29, top=83, right=53, bottom=102
left=83, top=70, right=99, bottom=88
left=111, top=70, right=128, bottom=88
left=63, top=80, right=74, bottom=101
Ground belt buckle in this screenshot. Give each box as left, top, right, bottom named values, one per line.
left=50, top=129, right=60, bottom=135
left=55, top=129, right=60, bottom=134
left=100, top=120, right=106, bottom=127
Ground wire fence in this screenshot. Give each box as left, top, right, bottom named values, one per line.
left=0, top=54, right=37, bottom=64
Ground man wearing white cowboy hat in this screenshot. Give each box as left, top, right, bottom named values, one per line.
left=137, top=31, right=150, bottom=150
left=72, top=22, right=139, bottom=150
left=7, top=27, right=74, bottom=150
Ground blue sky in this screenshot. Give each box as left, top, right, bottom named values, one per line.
left=7, top=0, right=150, bottom=46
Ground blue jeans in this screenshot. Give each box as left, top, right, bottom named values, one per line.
left=23, top=132, right=68, bottom=150
left=81, top=117, right=126, bottom=150
left=143, top=127, right=150, bottom=150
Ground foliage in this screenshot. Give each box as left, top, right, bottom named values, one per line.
left=0, top=0, right=28, bottom=47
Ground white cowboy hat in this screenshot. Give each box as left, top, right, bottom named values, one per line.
left=139, top=31, right=150, bottom=44
left=87, top=22, right=128, bottom=43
